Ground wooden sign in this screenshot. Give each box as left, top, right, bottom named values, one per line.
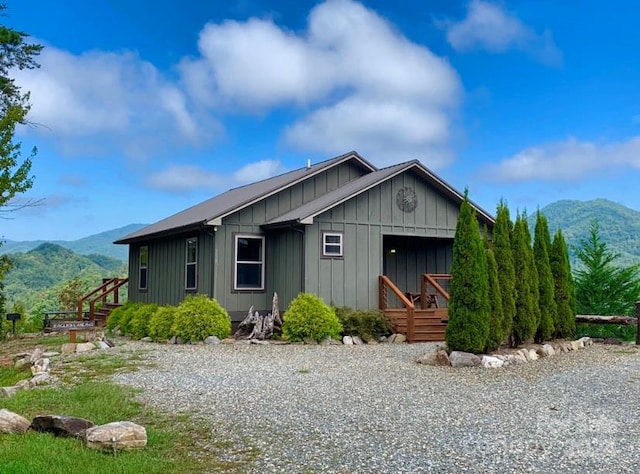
left=51, top=320, right=96, bottom=331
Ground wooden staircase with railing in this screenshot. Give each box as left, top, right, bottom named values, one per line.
left=77, top=277, right=129, bottom=327
left=379, top=274, right=451, bottom=343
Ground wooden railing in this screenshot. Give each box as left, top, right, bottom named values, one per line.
left=420, top=274, right=451, bottom=310
left=379, top=275, right=415, bottom=341
left=77, top=277, right=129, bottom=322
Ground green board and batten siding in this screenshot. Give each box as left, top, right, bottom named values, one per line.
left=304, top=169, right=460, bottom=308
left=128, top=231, right=215, bottom=305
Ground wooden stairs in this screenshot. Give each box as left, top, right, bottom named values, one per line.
left=77, top=278, right=128, bottom=327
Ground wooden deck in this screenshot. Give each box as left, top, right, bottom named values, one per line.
left=379, top=274, right=450, bottom=343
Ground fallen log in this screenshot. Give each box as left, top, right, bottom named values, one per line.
left=575, top=315, right=637, bottom=325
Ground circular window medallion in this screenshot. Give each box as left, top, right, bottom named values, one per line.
left=396, top=186, right=418, bottom=213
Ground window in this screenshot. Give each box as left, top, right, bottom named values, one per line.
left=234, top=234, right=265, bottom=290
left=322, top=232, right=343, bottom=257
left=139, top=246, right=148, bottom=290
left=185, top=238, right=197, bottom=290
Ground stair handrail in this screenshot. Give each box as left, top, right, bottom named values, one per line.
left=77, top=277, right=129, bottom=321
left=379, top=275, right=415, bottom=341
left=420, top=274, right=451, bottom=309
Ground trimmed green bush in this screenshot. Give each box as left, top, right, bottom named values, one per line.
left=334, top=306, right=391, bottom=341
left=148, top=306, right=177, bottom=341
left=283, top=293, right=342, bottom=342
left=172, top=294, right=231, bottom=342
left=106, top=301, right=140, bottom=332
left=129, top=304, right=158, bottom=340
left=551, top=230, right=576, bottom=338
left=534, top=212, right=556, bottom=343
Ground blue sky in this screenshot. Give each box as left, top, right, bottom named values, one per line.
left=4, top=0, right=640, bottom=241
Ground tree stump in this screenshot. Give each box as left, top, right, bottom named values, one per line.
left=233, top=293, right=282, bottom=340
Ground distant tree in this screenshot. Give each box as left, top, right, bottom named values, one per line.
left=445, top=190, right=490, bottom=353
left=574, top=221, right=640, bottom=316
left=493, top=200, right=516, bottom=343
left=533, top=212, right=556, bottom=342
left=57, top=277, right=89, bottom=311
left=511, top=213, right=537, bottom=346
left=550, top=229, right=575, bottom=338
left=484, top=231, right=505, bottom=352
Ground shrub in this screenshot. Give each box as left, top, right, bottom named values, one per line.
left=106, top=301, right=137, bottom=331
left=283, top=293, right=342, bottom=342
left=108, top=302, right=144, bottom=335
left=129, top=304, right=158, bottom=340
left=172, top=294, right=231, bottom=342
left=334, top=306, right=391, bottom=341
left=148, top=306, right=177, bottom=341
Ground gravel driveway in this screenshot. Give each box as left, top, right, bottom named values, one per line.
left=112, top=341, right=640, bottom=473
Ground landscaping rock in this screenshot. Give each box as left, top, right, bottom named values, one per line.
left=249, top=339, right=269, bottom=345
left=352, top=336, right=364, bottom=345
left=205, top=336, right=221, bottom=345
left=75, top=342, right=96, bottom=353
left=96, top=341, right=111, bottom=350
left=84, top=421, right=147, bottom=451
left=221, top=338, right=236, bottom=345
left=0, top=409, right=30, bottom=434
left=416, top=349, right=450, bottom=366
left=449, top=351, right=481, bottom=368
left=342, top=336, right=354, bottom=345
left=29, top=347, right=45, bottom=364
left=320, top=337, right=341, bottom=345
left=30, top=373, right=53, bottom=386
left=31, top=357, right=50, bottom=375
left=303, top=337, right=318, bottom=345
left=537, top=344, right=555, bottom=358
left=14, top=379, right=31, bottom=390
left=481, top=355, right=504, bottom=368
left=570, top=340, right=583, bottom=351
left=392, top=334, right=407, bottom=344
left=141, top=337, right=153, bottom=342
left=0, top=387, right=18, bottom=398
left=578, top=336, right=593, bottom=347
left=14, top=357, right=30, bottom=369
left=366, top=339, right=379, bottom=345
left=30, top=415, right=95, bottom=438
left=61, top=343, right=77, bottom=355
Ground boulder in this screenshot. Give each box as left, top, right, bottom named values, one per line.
left=481, top=355, right=504, bottom=368
left=352, top=336, right=364, bottom=346
left=30, top=415, right=95, bottom=438
left=84, top=421, right=147, bottom=451
left=416, top=349, right=450, bottom=366
left=30, top=373, right=53, bottom=386
left=578, top=337, right=593, bottom=347
left=75, top=342, right=96, bottom=353
left=504, top=353, right=527, bottom=364
left=0, top=387, right=18, bottom=398
left=14, top=357, right=30, bottom=369
left=570, top=340, right=584, bottom=351
left=205, top=336, right=221, bottom=345
left=29, top=347, right=45, bottom=364
left=537, top=344, right=555, bottom=358
left=221, top=338, right=236, bottom=345
left=61, top=343, right=77, bottom=355
left=96, top=341, right=111, bottom=350
left=449, top=351, right=481, bottom=368
left=31, top=358, right=50, bottom=375
left=320, top=337, right=341, bottom=345
left=14, top=379, right=31, bottom=390
left=392, top=334, right=407, bottom=344
left=342, top=336, right=354, bottom=345
left=0, top=409, right=30, bottom=434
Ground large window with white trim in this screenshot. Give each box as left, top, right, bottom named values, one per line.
left=322, top=232, right=343, bottom=258
left=185, top=238, right=197, bottom=290
left=234, top=234, right=265, bottom=290
left=139, top=246, right=148, bottom=290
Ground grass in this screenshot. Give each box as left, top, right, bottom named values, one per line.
left=0, top=336, right=258, bottom=473
left=575, top=323, right=638, bottom=342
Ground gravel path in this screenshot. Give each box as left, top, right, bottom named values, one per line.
left=112, top=341, right=640, bottom=473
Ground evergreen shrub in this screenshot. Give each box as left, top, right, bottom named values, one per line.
left=172, top=294, right=231, bottom=342
left=129, top=304, right=158, bottom=340
left=334, top=306, right=391, bottom=341
left=283, top=293, right=342, bottom=342
left=106, top=301, right=140, bottom=332
left=148, top=306, right=177, bottom=341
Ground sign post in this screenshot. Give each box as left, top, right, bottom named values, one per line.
left=50, top=319, right=96, bottom=343
left=6, top=313, right=20, bottom=336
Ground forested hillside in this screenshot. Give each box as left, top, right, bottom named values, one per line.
left=1, top=223, right=145, bottom=262
left=3, top=243, right=127, bottom=316
left=530, top=199, right=640, bottom=267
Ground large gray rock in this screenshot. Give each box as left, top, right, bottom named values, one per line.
left=481, top=355, right=504, bottom=368
left=205, top=336, right=221, bottom=345
left=537, top=344, right=555, bottom=358
left=392, top=334, right=407, bottom=344
left=14, top=357, right=30, bottom=369
left=61, top=343, right=77, bottom=355
left=0, top=387, right=18, bottom=398
left=416, top=349, right=450, bottom=366
left=0, top=409, right=30, bottom=434
left=449, top=351, right=481, bottom=368
left=31, top=357, right=50, bottom=375
left=352, top=336, right=364, bottom=346
left=29, top=347, right=45, bottom=364
left=342, top=336, right=354, bottom=345
left=84, top=421, right=147, bottom=451
left=30, top=373, right=53, bottom=386
left=31, top=415, right=95, bottom=438
left=75, top=342, right=96, bottom=353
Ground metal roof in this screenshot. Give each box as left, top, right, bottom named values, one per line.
left=114, top=151, right=375, bottom=244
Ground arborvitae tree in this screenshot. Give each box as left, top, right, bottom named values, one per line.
left=550, top=230, right=575, bottom=338
left=574, top=221, right=640, bottom=316
left=445, top=191, right=490, bottom=353
left=484, top=232, right=505, bottom=352
left=523, top=216, right=541, bottom=334
left=533, top=212, right=556, bottom=342
left=511, top=213, right=537, bottom=346
left=493, top=200, right=516, bottom=343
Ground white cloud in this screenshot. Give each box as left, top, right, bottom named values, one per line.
left=233, top=159, right=283, bottom=183
left=442, top=0, right=562, bottom=66
left=486, top=136, right=640, bottom=182
left=14, top=46, right=219, bottom=158
left=147, top=159, right=284, bottom=193
left=180, top=0, right=461, bottom=167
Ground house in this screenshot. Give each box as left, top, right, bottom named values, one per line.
left=114, top=151, right=494, bottom=341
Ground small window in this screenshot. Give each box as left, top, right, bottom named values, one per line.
left=139, top=246, right=148, bottom=290
left=234, top=234, right=265, bottom=290
left=185, top=238, right=197, bottom=290
left=322, top=232, right=343, bottom=257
